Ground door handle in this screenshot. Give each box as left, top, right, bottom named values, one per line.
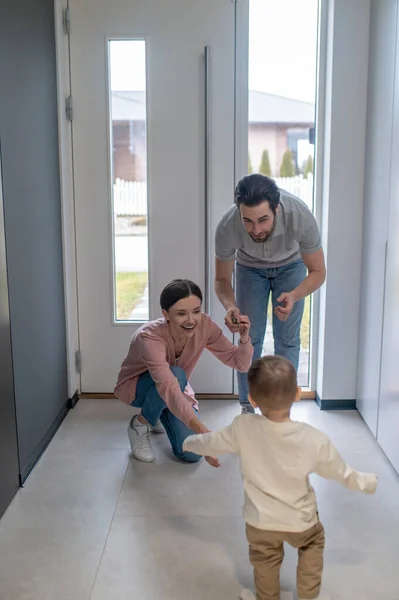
left=204, top=46, right=211, bottom=314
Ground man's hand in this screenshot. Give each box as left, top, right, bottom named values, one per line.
left=274, top=292, right=295, bottom=321
left=205, top=456, right=221, bottom=468
left=225, top=306, right=241, bottom=333
left=238, top=315, right=251, bottom=344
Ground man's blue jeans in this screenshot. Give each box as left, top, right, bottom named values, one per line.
left=236, top=259, right=307, bottom=407
left=131, top=366, right=201, bottom=463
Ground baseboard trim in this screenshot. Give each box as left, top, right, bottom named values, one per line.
left=80, top=392, right=117, bottom=399
left=79, top=393, right=239, bottom=400
left=19, top=400, right=69, bottom=486
left=67, top=389, right=80, bottom=409
left=198, top=391, right=315, bottom=400
left=315, top=393, right=356, bottom=411
left=197, top=394, right=238, bottom=399
left=80, top=390, right=316, bottom=400
left=299, top=390, right=316, bottom=400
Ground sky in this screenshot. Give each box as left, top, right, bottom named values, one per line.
left=110, top=0, right=318, bottom=104
left=249, top=0, right=318, bottom=102
left=110, top=40, right=146, bottom=91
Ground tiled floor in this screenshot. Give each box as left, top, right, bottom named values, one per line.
left=0, top=399, right=398, bottom=600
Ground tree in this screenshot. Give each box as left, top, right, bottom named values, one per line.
left=279, top=149, right=295, bottom=177
left=303, top=154, right=314, bottom=179
left=248, top=153, right=253, bottom=174
left=259, top=149, right=272, bottom=176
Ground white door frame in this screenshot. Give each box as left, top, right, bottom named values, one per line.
left=54, top=0, right=80, bottom=399
left=54, top=0, right=239, bottom=397
left=233, top=0, right=328, bottom=393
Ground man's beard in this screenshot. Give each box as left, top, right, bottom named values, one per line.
left=250, top=232, right=271, bottom=243
left=249, top=219, right=276, bottom=243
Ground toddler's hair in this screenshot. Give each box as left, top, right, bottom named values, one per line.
left=248, top=355, right=298, bottom=411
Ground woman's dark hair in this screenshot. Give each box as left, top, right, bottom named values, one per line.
left=160, top=279, right=203, bottom=311
left=234, top=173, right=280, bottom=215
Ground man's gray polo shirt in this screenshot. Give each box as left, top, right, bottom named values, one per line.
left=215, top=189, right=321, bottom=269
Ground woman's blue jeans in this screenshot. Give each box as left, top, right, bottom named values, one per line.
left=131, top=366, right=201, bottom=463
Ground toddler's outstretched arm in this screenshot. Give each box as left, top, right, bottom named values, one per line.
left=183, top=424, right=237, bottom=458
left=315, top=439, right=377, bottom=493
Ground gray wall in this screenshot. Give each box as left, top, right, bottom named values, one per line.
left=0, top=0, right=68, bottom=479
left=0, top=149, right=19, bottom=517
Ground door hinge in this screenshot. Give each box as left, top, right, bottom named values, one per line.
left=63, top=7, right=71, bottom=35
left=66, top=95, right=73, bottom=121
left=75, top=349, right=82, bottom=374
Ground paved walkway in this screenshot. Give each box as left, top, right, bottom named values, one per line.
left=115, top=235, right=147, bottom=273
left=262, top=322, right=309, bottom=387
left=130, top=286, right=149, bottom=321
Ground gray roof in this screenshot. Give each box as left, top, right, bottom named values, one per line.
left=249, top=90, right=314, bottom=124
left=111, top=91, right=146, bottom=121
left=111, top=90, right=314, bottom=124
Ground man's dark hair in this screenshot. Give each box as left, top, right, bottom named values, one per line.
left=234, top=174, right=280, bottom=215
left=160, top=279, right=203, bottom=312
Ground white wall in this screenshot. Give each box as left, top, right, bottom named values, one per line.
left=357, top=0, right=397, bottom=434
left=316, top=0, right=371, bottom=403
left=377, top=4, right=399, bottom=472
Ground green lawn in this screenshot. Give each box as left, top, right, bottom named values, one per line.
left=301, top=295, right=311, bottom=351
left=115, top=272, right=148, bottom=320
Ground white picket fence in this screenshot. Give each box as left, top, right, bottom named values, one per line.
left=113, top=174, right=314, bottom=217
left=113, top=179, right=147, bottom=217
left=274, top=173, right=314, bottom=210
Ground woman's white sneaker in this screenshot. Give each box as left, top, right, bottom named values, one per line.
left=128, top=416, right=155, bottom=462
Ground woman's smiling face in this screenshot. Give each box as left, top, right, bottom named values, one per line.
left=163, top=294, right=202, bottom=338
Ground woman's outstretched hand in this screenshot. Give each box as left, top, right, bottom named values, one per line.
left=188, top=415, right=220, bottom=468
